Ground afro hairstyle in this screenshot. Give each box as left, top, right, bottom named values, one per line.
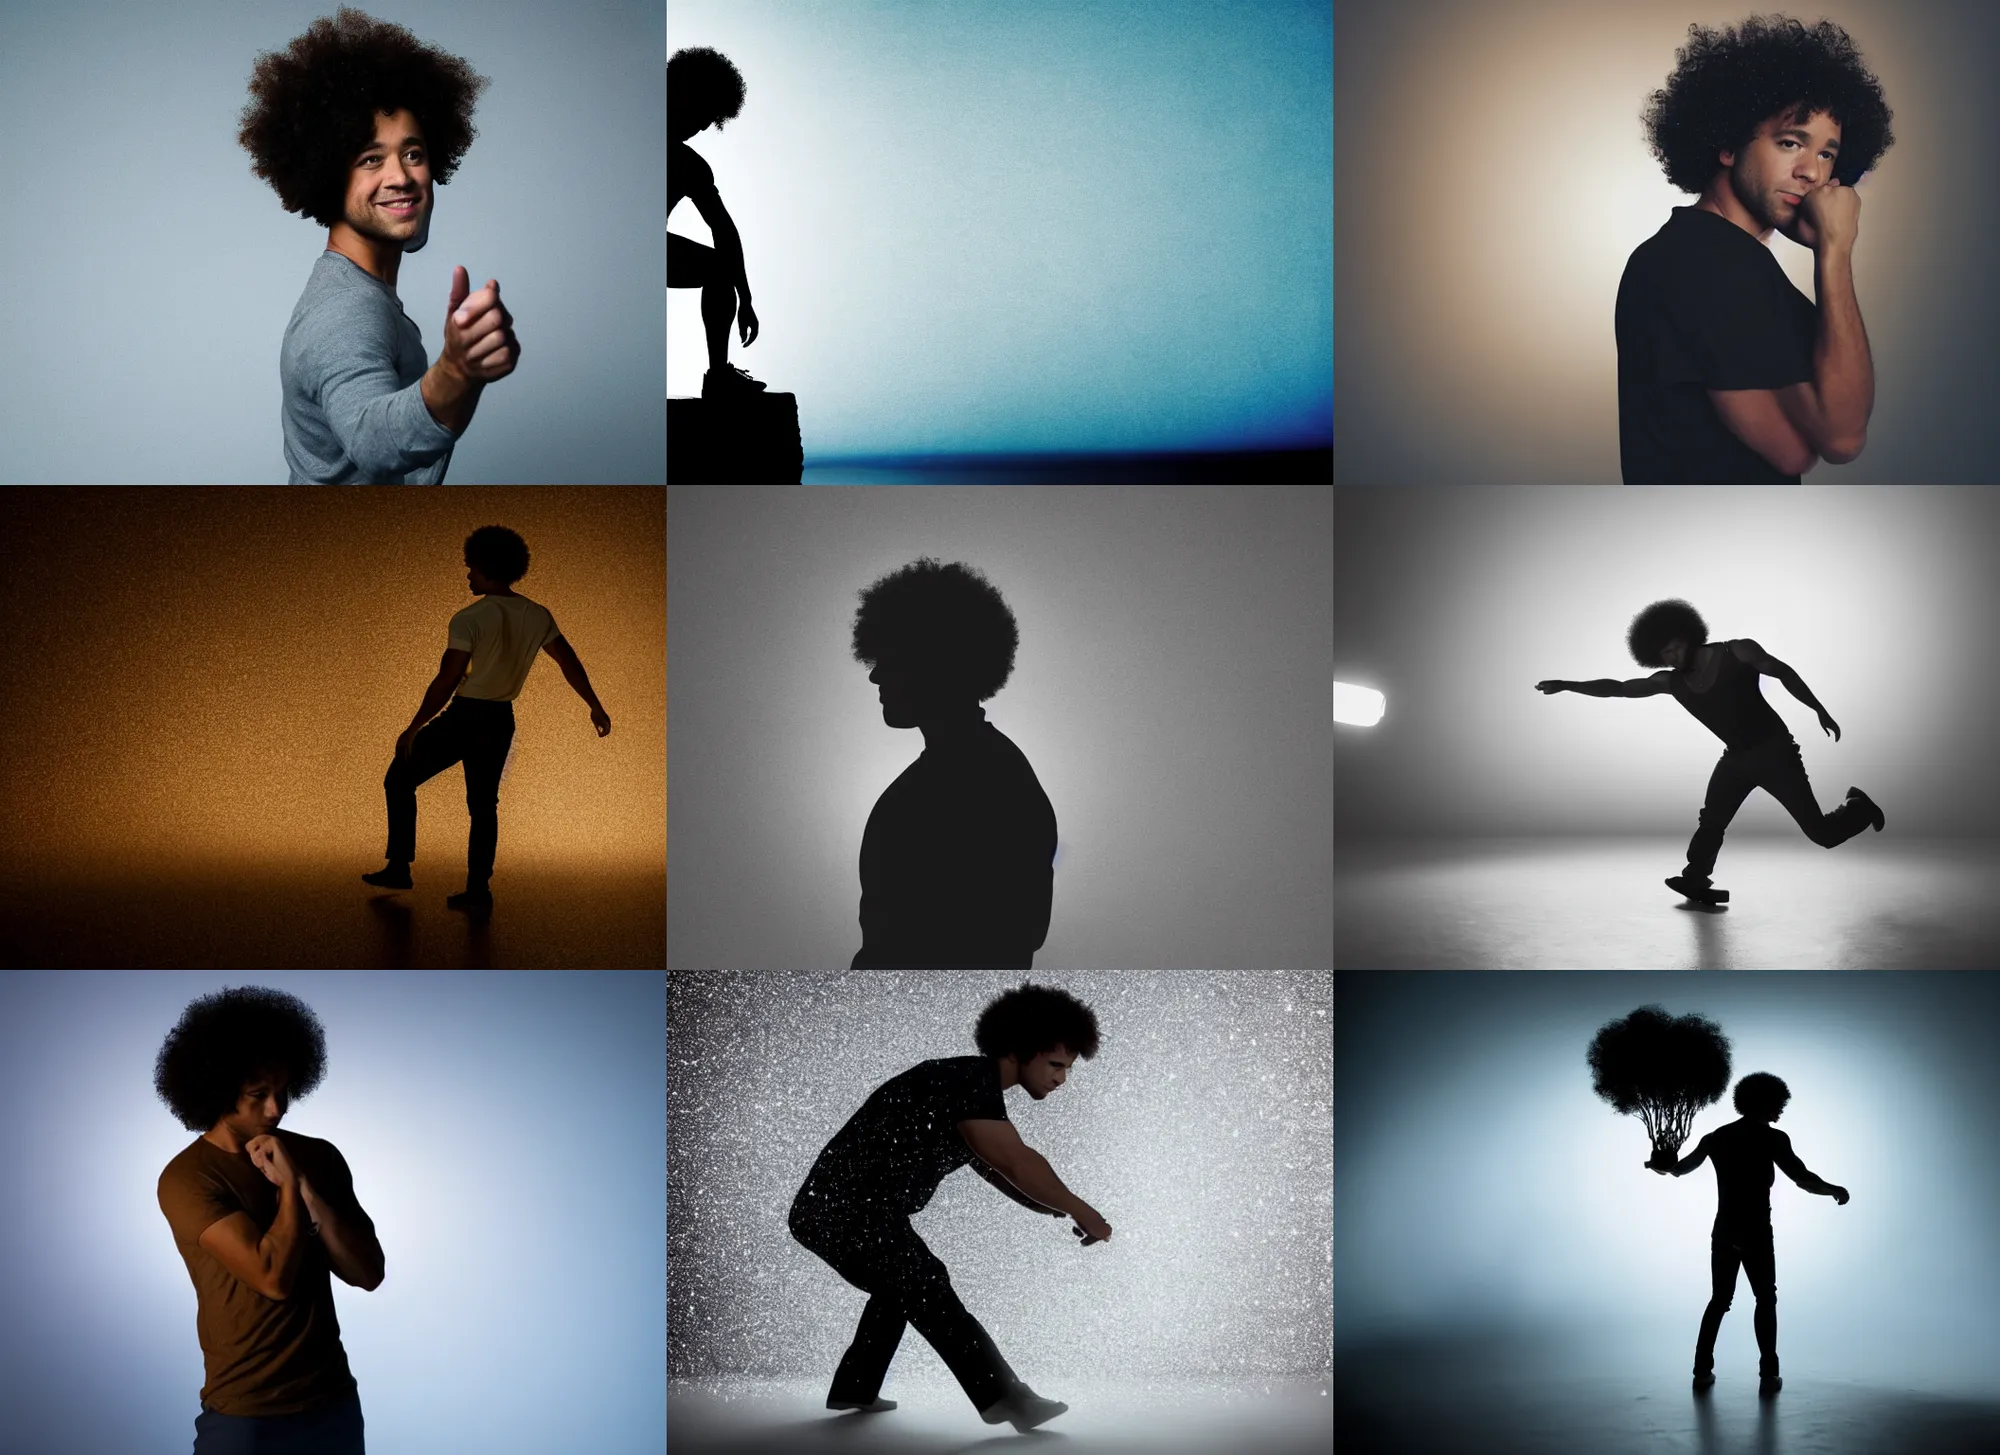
left=463, top=524, right=530, bottom=585
left=238, top=7, right=489, bottom=229
left=1627, top=597, right=1709, bottom=668
left=154, top=985, right=328, bottom=1133
left=670, top=46, right=746, bottom=132
left=1641, top=13, right=1895, bottom=194
left=1734, top=1071, right=1792, bottom=1120
left=851, top=556, right=1020, bottom=703
left=974, top=982, right=1101, bottom=1064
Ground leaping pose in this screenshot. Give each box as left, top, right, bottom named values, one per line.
left=1536, top=598, right=1883, bottom=905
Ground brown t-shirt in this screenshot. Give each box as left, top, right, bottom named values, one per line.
left=157, top=1130, right=361, bottom=1417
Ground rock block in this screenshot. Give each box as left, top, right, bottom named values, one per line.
left=668, top=393, right=804, bottom=482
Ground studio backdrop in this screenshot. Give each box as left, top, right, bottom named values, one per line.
left=0, top=0, right=664, bottom=483
left=0, top=970, right=666, bottom=1455
left=1335, top=486, right=2000, bottom=840
left=667, top=485, right=1334, bottom=970
left=1335, top=0, right=2000, bottom=483
left=668, top=0, right=1331, bottom=465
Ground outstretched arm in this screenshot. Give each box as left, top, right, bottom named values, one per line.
left=971, top=1155, right=1065, bottom=1215
left=1650, top=1135, right=1711, bottom=1177
left=1540, top=675, right=1670, bottom=698
left=1775, top=1136, right=1850, bottom=1203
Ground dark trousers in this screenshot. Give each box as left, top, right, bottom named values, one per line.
left=193, top=1388, right=364, bottom=1454
left=1682, top=733, right=1871, bottom=883
left=789, top=1203, right=1020, bottom=1411
left=383, top=696, right=515, bottom=885
left=1694, top=1225, right=1778, bottom=1378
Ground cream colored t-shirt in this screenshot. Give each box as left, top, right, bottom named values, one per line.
left=447, top=593, right=561, bottom=702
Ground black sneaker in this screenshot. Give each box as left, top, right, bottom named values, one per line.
left=361, top=864, right=412, bottom=889
left=1665, top=876, right=1729, bottom=904
left=1692, top=1372, right=1715, bottom=1392
left=446, top=888, right=493, bottom=913
left=1759, top=1375, right=1782, bottom=1397
left=1846, top=786, right=1885, bottom=832
left=826, top=1396, right=896, bottom=1412
left=702, top=363, right=768, bottom=398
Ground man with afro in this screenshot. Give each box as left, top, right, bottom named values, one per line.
left=849, top=557, right=1058, bottom=969
left=1617, top=15, right=1893, bottom=483
left=1536, top=597, right=1883, bottom=905
left=239, top=7, right=520, bottom=483
left=670, top=46, right=766, bottom=398
left=789, top=982, right=1107, bottom=1432
left=1650, top=1071, right=1850, bottom=1394
left=154, top=986, right=382, bottom=1452
left=362, top=525, right=612, bottom=913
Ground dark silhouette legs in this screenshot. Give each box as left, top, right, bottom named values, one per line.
left=1682, top=733, right=1875, bottom=883
left=382, top=697, right=516, bottom=889
left=789, top=1207, right=1021, bottom=1412
left=701, top=282, right=734, bottom=373
left=1694, top=1227, right=1778, bottom=1379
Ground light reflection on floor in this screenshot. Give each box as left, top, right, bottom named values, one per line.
left=0, top=860, right=664, bottom=968
left=669, top=1374, right=1332, bottom=1455
left=1334, top=836, right=2000, bottom=968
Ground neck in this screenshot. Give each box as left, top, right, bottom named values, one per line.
left=917, top=707, right=984, bottom=750
left=996, top=1056, right=1019, bottom=1091
left=327, top=221, right=402, bottom=288
left=204, top=1123, right=251, bottom=1155
left=1694, top=177, right=1773, bottom=243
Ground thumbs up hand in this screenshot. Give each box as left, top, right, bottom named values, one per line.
left=442, top=266, right=520, bottom=383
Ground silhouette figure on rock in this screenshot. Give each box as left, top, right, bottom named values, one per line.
left=1651, top=1072, right=1849, bottom=1396
left=669, top=47, right=764, bottom=399
left=849, top=558, right=1056, bottom=969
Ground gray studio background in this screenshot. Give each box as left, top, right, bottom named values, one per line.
left=667, top=485, right=1334, bottom=971
left=0, top=0, right=663, bottom=484
left=1335, top=486, right=2000, bottom=840
left=0, top=970, right=665, bottom=1455
left=1336, top=0, right=2000, bottom=483
left=1337, top=971, right=2000, bottom=1395
left=668, top=970, right=1332, bottom=1382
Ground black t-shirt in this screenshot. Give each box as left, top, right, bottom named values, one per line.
left=1688, top=1118, right=1821, bottom=1232
left=1615, top=207, right=1817, bottom=483
left=852, top=715, right=1058, bottom=970
left=793, top=1056, right=1009, bottom=1219
left=1666, top=640, right=1789, bottom=750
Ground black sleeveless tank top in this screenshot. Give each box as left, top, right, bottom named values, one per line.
left=1670, top=640, right=1787, bottom=749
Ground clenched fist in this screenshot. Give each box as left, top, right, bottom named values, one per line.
left=1780, top=178, right=1861, bottom=253
left=442, top=265, right=520, bottom=383
left=245, top=1134, right=298, bottom=1190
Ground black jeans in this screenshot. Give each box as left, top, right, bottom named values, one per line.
left=1682, top=733, right=1871, bottom=883
left=789, top=1202, right=1020, bottom=1412
left=193, top=1388, right=364, bottom=1454
left=383, top=696, right=515, bottom=885
left=1694, top=1224, right=1778, bottom=1378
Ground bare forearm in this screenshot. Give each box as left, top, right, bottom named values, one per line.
left=259, top=1180, right=309, bottom=1299
left=1568, top=679, right=1623, bottom=698
left=1812, top=244, right=1873, bottom=451
left=1780, top=671, right=1827, bottom=714
left=408, top=673, right=458, bottom=730
left=977, top=1159, right=1052, bottom=1211
left=420, top=358, right=484, bottom=436
left=711, top=220, right=751, bottom=299
left=1000, top=1150, right=1088, bottom=1218
left=301, top=1179, right=384, bottom=1289
left=561, top=659, right=604, bottom=712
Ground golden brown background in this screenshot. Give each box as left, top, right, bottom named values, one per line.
left=0, top=488, right=663, bottom=877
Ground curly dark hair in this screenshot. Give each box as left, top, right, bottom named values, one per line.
left=1627, top=598, right=1710, bottom=668
left=670, top=46, right=746, bottom=132
left=974, top=983, right=1100, bottom=1063
left=1734, top=1071, right=1792, bottom=1120
left=238, top=7, right=489, bottom=229
left=464, top=524, right=530, bottom=585
left=154, top=986, right=329, bottom=1133
left=1641, top=13, right=1894, bottom=194
left=852, top=557, right=1020, bottom=702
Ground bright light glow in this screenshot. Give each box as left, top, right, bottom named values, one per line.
left=1335, top=681, right=1386, bottom=727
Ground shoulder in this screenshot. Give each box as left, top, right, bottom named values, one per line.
left=1729, top=638, right=1770, bottom=666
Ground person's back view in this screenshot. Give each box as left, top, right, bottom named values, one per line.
left=1651, top=1072, right=1849, bottom=1395
left=360, top=526, right=611, bottom=912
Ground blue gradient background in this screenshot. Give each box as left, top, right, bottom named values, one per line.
left=667, top=0, right=1332, bottom=463
left=0, top=0, right=665, bottom=484
left=0, top=971, right=665, bottom=1455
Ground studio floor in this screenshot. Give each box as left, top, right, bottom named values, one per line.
left=668, top=1375, right=1332, bottom=1455
left=1338, top=1333, right=2000, bottom=1455
left=1334, top=836, right=2000, bottom=969
left=0, top=860, right=664, bottom=968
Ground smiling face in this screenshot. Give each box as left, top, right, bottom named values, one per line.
left=1719, top=107, right=1844, bottom=234
left=342, top=108, right=432, bottom=247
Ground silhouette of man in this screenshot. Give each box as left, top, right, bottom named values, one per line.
left=1536, top=598, right=1884, bottom=904
left=361, top=526, right=610, bottom=911
left=1650, top=1071, right=1850, bottom=1395
left=669, top=46, right=765, bottom=400
left=787, top=984, right=1108, bottom=1433
left=848, top=558, right=1057, bottom=969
